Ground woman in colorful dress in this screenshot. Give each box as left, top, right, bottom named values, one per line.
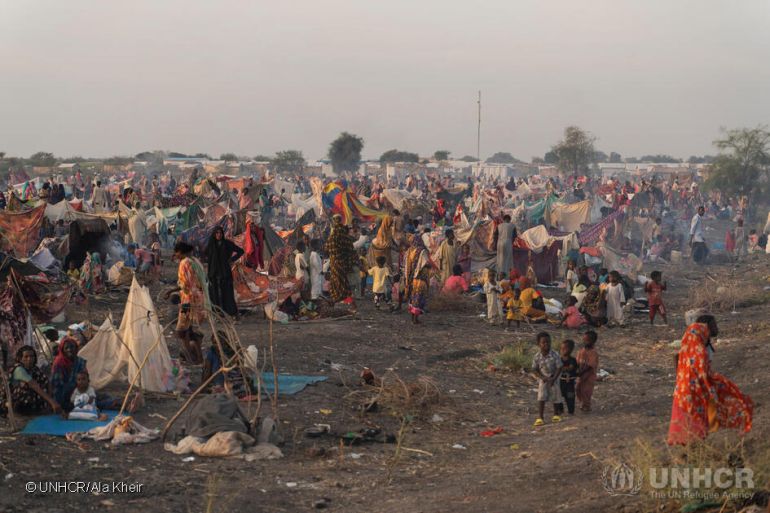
left=667, top=315, right=753, bottom=445
left=324, top=214, right=357, bottom=304
left=50, top=337, right=88, bottom=411
left=1, top=345, right=61, bottom=415
left=166, top=241, right=210, bottom=364
left=403, top=234, right=431, bottom=324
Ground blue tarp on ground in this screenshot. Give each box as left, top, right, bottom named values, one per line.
left=258, top=373, right=327, bottom=395
left=21, top=410, right=119, bottom=436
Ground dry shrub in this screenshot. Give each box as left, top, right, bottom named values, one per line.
left=348, top=371, right=444, bottom=420
left=688, top=279, right=757, bottom=312
left=622, top=436, right=770, bottom=512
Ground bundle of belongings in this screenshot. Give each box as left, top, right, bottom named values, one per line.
left=66, top=415, right=159, bottom=445
left=164, top=394, right=283, bottom=460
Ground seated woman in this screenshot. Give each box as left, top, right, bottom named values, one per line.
left=441, top=264, right=469, bottom=295
left=50, top=337, right=88, bottom=411
left=2, top=346, right=61, bottom=415
left=561, top=296, right=587, bottom=329
left=518, top=278, right=546, bottom=320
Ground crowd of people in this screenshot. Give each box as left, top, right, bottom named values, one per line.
left=0, top=164, right=762, bottom=448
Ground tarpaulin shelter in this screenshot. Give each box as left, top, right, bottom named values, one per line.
left=322, top=181, right=387, bottom=225
left=512, top=225, right=580, bottom=284
left=549, top=200, right=591, bottom=232
left=78, top=279, right=174, bottom=392
left=0, top=205, right=46, bottom=257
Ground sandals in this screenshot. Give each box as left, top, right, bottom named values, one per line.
left=533, top=418, right=545, bottom=427
left=551, top=415, right=562, bottom=423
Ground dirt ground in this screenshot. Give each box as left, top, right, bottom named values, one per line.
left=2, top=223, right=769, bottom=513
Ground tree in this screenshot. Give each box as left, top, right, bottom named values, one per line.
left=543, top=150, right=558, bottom=164
left=253, top=155, right=272, bottom=162
left=550, top=126, right=596, bottom=175
left=704, top=126, right=770, bottom=213
left=0, top=152, right=5, bottom=161
left=328, top=132, right=364, bottom=172
left=459, top=155, right=479, bottom=162
left=687, top=155, right=715, bottom=164
left=531, top=156, right=545, bottom=164
left=594, top=150, right=608, bottom=163
left=487, top=152, right=519, bottom=164
left=609, top=152, right=623, bottom=163
left=380, top=149, right=419, bottom=163
left=639, top=154, right=680, bottom=163
left=28, top=152, right=56, bottom=167
left=220, top=153, right=239, bottom=161
left=135, top=151, right=166, bottom=164
left=271, top=150, right=305, bottom=173
left=433, top=150, right=450, bottom=161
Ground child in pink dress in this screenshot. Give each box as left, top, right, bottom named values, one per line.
left=561, top=296, right=587, bottom=329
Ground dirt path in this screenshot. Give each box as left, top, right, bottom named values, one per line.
left=1, top=253, right=768, bottom=513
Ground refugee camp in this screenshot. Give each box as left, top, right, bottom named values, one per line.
left=2, top=2, right=770, bottom=513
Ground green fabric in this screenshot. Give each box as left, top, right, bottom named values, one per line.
left=12, top=366, right=32, bottom=384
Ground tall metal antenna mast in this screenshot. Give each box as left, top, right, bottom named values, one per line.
left=477, top=90, right=481, bottom=162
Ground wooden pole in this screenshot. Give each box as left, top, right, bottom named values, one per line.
left=0, top=367, right=18, bottom=431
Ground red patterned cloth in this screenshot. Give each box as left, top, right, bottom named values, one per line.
left=667, top=323, right=753, bottom=445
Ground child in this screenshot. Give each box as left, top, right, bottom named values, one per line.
left=506, top=288, right=523, bottom=329
left=644, top=270, right=667, bottom=325
left=748, top=229, right=759, bottom=253
left=390, top=272, right=402, bottom=312
left=67, top=371, right=106, bottom=421
left=605, top=270, right=625, bottom=326
left=369, top=256, right=391, bottom=309
left=565, top=260, right=578, bottom=291
left=66, top=261, right=80, bottom=282
left=359, top=248, right=369, bottom=297
left=483, top=269, right=503, bottom=325
left=561, top=296, right=587, bottom=329
left=597, top=268, right=609, bottom=285
left=202, top=332, right=244, bottom=395
left=531, top=332, right=563, bottom=426
left=309, top=239, right=324, bottom=300
left=558, top=340, right=578, bottom=415
left=576, top=330, right=599, bottom=412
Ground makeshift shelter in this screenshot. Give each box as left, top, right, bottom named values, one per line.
left=322, top=181, right=387, bottom=225
left=65, top=218, right=111, bottom=269
left=513, top=225, right=579, bottom=283
left=79, top=279, right=174, bottom=392
left=549, top=200, right=591, bottom=232
left=0, top=205, right=46, bottom=257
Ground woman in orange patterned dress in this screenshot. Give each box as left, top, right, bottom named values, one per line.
left=667, top=315, right=753, bottom=445
left=165, top=241, right=210, bottom=364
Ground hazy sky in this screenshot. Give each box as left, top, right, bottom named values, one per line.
left=2, top=1, right=769, bottom=161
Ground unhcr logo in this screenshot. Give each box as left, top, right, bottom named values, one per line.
left=602, top=463, right=643, bottom=496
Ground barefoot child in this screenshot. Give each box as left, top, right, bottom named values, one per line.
left=576, top=330, right=599, bottom=412
left=531, top=332, right=563, bottom=426
left=644, top=270, right=667, bottom=325
left=483, top=269, right=503, bottom=325
left=559, top=340, right=578, bottom=415
left=506, top=288, right=523, bottom=329
left=605, top=271, right=625, bottom=326
left=368, top=256, right=391, bottom=309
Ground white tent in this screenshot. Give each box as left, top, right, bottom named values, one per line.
left=79, top=278, right=173, bottom=392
